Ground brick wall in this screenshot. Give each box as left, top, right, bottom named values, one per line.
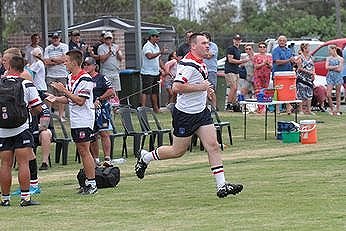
left=7, top=30, right=126, bottom=69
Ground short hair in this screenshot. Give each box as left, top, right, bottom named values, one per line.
left=66, top=50, right=83, bottom=66
left=201, top=31, right=211, bottom=41
left=189, top=33, right=205, bottom=44
left=258, top=41, right=266, bottom=47
left=9, top=55, right=24, bottom=73
left=31, top=33, right=39, bottom=40
left=4, top=47, right=22, bottom=57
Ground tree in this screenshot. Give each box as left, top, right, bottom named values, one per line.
left=199, top=0, right=238, bottom=34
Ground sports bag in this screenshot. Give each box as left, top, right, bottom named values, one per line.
left=0, top=77, right=28, bottom=128
left=77, top=166, right=120, bottom=188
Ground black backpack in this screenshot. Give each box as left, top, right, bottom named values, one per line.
left=0, top=77, right=28, bottom=128
left=77, top=166, right=120, bottom=189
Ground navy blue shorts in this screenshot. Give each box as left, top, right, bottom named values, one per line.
left=0, top=129, right=34, bottom=151
left=71, top=127, right=95, bottom=143
left=172, top=107, right=213, bottom=137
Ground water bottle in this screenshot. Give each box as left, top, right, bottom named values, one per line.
left=111, top=158, right=126, bottom=165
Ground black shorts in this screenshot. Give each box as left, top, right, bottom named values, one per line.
left=172, top=107, right=213, bottom=137
left=141, top=74, right=160, bottom=94
left=71, top=127, right=95, bottom=143
left=0, top=129, right=34, bottom=151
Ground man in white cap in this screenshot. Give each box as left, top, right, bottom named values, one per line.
left=97, top=31, right=123, bottom=95
left=43, top=32, right=69, bottom=121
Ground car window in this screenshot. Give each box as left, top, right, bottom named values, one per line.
left=312, top=46, right=329, bottom=62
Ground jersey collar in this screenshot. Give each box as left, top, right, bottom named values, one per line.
left=186, top=51, right=203, bottom=64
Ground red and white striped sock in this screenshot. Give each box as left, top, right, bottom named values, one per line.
left=20, top=190, right=30, bottom=200
left=30, top=179, right=39, bottom=188
left=143, top=148, right=160, bottom=164
left=211, top=165, right=226, bottom=188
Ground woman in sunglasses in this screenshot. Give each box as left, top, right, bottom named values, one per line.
left=253, top=41, right=272, bottom=113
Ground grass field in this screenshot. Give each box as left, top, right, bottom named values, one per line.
left=1, top=111, right=346, bottom=231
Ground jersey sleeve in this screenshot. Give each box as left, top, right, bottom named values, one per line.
left=23, top=80, right=42, bottom=108
left=174, top=64, right=194, bottom=84
left=76, top=79, right=93, bottom=99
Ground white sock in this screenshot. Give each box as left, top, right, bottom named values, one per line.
left=211, top=165, right=226, bottom=188
left=142, top=148, right=160, bottom=164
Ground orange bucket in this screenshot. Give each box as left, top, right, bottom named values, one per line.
left=300, top=120, right=317, bottom=144
left=274, top=71, right=297, bottom=101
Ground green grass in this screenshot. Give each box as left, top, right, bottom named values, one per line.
left=1, top=111, right=346, bottom=231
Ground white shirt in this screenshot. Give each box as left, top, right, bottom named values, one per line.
left=44, top=42, right=69, bottom=78
left=24, top=44, right=43, bottom=65
left=30, top=59, right=47, bottom=91
left=67, top=71, right=95, bottom=129
left=98, top=43, right=121, bottom=77
left=0, top=76, right=42, bottom=138
left=174, top=52, right=208, bottom=114
left=140, top=40, right=160, bottom=76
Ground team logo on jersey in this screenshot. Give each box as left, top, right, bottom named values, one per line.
left=79, top=131, right=86, bottom=139
left=178, top=127, right=185, bottom=135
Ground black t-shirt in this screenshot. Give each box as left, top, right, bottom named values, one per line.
left=224, top=45, right=241, bottom=74
left=177, top=43, right=190, bottom=58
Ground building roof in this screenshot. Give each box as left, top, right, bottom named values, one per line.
left=50, top=16, right=175, bottom=36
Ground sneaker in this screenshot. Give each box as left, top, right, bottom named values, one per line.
left=216, top=182, right=243, bottom=198
left=135, top=150, right=148, bottom=179
left=20, top=197, right=40, bottom=207
left=81, top=185, right=98, bottom=195
left=1, top=199, right=10, bottom=207
left=39, top=162, right=48, bottom=170
left=29, top=185, right=41, bottom=195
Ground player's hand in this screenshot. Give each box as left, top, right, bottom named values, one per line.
left=50, top=82, right=66, bottom=93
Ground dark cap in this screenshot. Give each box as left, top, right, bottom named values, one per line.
left=233, top=34, right=241, bottom=40
left=83, top=57, right=96, bottom=65
left=148, top=29, right=160, bottom=36
left=71, top=29, right=80, bottom=36
left=52, top=32, right=60, bottom=38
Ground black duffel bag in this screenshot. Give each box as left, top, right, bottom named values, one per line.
left=77, top=166, right=120, bottom=188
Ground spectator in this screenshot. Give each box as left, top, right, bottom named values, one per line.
left=253, top=41, right=272, bottom=113
left=43, top=32, right=69, bottom=121
left=135, top=33, right=243, bottom=198
left=69, top=29, right=88, bottom=58
left=140, top=29, right=168, bottom=113
left=240, top=44, right=254, bottom=98
left=272, top=35, right=295, bottom=114
left=88, top=31, right=106, bottom=67
left=47, top=50, right=97, bottom=195
left=296, top=43, right=315, bottom=115
left=176, top=30, right=193, bottom=60
left=0, top=54, right=42, bottom=206
left=30, top=103, right=53, bottom=170
left=83, top=57, right=115, bottom=166
left=30, top=47, right=47, bottom=99
left=202, top=31, right=219, bottom=107
left=224, top=34, right=249, bottom=111
left=325, top=45, right=343, bottom=116
left=24, top=33, right=43, bottom=65
left=97, top=31, right=123, bottom=95
left=164, top=51, right=178, bottom=104
left=343, top=46, right=346, bottom=102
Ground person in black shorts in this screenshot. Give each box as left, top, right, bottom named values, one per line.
left=135, top=33, right=243, bottom=198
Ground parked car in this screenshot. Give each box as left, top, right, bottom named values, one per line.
left=311, top=38, right=346, bottom=76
